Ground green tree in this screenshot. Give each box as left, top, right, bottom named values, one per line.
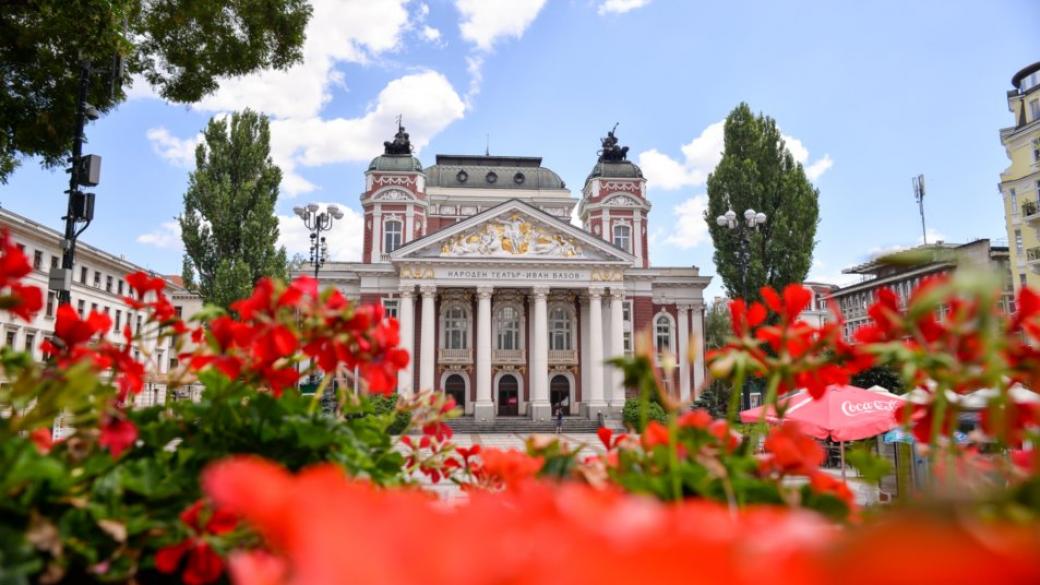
left=693, top=299, right=734, bottom=418
left=180, top=110, right=287, bottom=309
left=0, top=0, right=310, bottom=182
left=851, top=365, right=905, bottom=394
left=706, top=103, right=820, bottom=303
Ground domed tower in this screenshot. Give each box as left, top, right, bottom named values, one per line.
left=578, top=125, right=651, bottom=267
left=362, top=123, right=428, bottom=263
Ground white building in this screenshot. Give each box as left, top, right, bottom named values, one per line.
left=0, top=206, right=202, bottom=407
left=301, top=126, right=712, bottom=422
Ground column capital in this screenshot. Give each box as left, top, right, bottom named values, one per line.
left=531, top=286, right=550, bottom=299
left=609, top=288, right=626, bottom=301
left=476, top=286, right=494, bottom=299
left=587, top=286, right=605, bottom=299
left=398, top=285, right=415, bottom=298
left=677, top=303, right=693, bottom=311
left=419, top=284, right=437, bottom=297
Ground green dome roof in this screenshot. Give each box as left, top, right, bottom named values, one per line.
left=587, top=159, right=644, bottom=180
left=368, top=154, right=424, bottom=173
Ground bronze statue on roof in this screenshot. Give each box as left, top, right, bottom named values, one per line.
left=598, top=123, right=629, bottom=162
left=383, top=117, right=412, bottom=155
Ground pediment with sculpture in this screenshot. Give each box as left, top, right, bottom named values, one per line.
left=439, top=213, right=584, bottom=258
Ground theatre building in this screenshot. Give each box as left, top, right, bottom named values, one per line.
left=313, top=126, right=711, bottom=422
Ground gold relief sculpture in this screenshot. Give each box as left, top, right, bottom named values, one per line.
left=440, top=213, right=583, bottom=258
left=591, top=269, right=623, bottom=282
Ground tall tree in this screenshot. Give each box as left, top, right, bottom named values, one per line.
left=180, top=110, right=287, bottom=309
left=705, top=103, right=820, bottom=303
left=0, top=0, right=310, bottom=182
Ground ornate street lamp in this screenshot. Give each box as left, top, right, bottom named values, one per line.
left=293, top=203, right=344, bottom=279
left=716, top=206, right=767, bottom=410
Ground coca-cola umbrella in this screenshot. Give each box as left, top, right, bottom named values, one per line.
left=740, top=384, right=904, bottom=479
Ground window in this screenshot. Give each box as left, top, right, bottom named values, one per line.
left=1011, top=188, right=1018, bottom=216
left=1016, top=229, right=1024, bottom=255
left=93, top=271, right=101, bottom=288
left=105, top=275, right=113, bottom=293
left=1021, top=273, right=1028, bottom=287
left=622, top=301, right=633, bottom=355
left=5, top=331, right=15, bottom=347
left=115, top=309, right=122, bottom=330
left=118, top=280, right=124, bottom=295
left=80, top=266, right=88, bottom=284
left=442, top=305, right=469, bottom=350
left=77, top=300, right=85, bottom=316
left=50, top=255, right=59, bottom=270
left=382, top=298, right=399, bottom=319
left=383, top=220, right=403, bottom=253
left=32, top=250, right=43, bottom=270
left=24, top=333, right=35, bottom=354
left=174, top=305, right=183, bottom=318
left=46, top=292, right=55, bottom=318
left=136, top=315, right=143, bottom=335
left=91, top=303, right=98, bottom=314
left=496, top=306, right=521, bottom=350
left=612, top=224, right=631, bottom=251
left=169, top=357, right=179, bottom=371
left=1031, top=99, right=1040, bottom=122
left=548, top=306, right=572, bottom=350
left=654, top=314, right=673, bottom=354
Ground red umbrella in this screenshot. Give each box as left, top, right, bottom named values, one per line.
left=740, top=384, right=904, bottom=479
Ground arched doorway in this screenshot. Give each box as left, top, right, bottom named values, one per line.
left=444, top=374, right=466, bottom=410
left=550, top=374, right=570, bottom=415
left=497, top=374, right=519, bottom=416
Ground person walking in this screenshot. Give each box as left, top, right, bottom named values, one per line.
left=554, top=407, right=564, bottom=435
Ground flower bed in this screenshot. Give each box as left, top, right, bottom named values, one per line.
left=2, top=229, right=1039, bottom=584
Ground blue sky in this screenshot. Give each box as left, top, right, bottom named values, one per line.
left=2, top=0, right=1038, bottom=299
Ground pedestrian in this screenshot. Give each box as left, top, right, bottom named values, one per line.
left=555, top=407, right=564, bottom=435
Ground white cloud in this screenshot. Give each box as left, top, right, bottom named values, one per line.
left=638, top=120, right=834, bottom=191
left=421, top=25, right=442, bottom=42
left=455, top=0, right=548, bottom=51
left=137, top=221, right=182, bottom=249
left=637, top=121, right=723, bottom=191
left=269, top=71, right=466, bottom=196
left=664, top=194, right=710, bottom=249
left=190, top=0, right=410, bottom=120
left=277, top=203, right=365, bottom=262
left=145, top=128, right=201, bottom=168
left=598, top=0, right=652, bottom=15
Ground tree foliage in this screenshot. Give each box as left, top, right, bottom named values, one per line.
left=0, top=0, right=311, bottom=181
left=180, top=110, right=287, bottom=309
left=851, top=365, right=905, bottom=394
left=706, top=103, right=820, bottom=303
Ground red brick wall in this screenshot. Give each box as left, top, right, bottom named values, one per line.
left=362, top=211, right=373, bottom=263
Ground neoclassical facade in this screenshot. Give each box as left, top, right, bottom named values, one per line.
left=312, top=127, right=711, bottom=421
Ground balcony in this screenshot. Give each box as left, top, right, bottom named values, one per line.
left=439, top=347, right=472, bottom=364
left=548, top=349, right=578, bottom=365
left=1023, top=200, right=1040, bottom=221
left=492, top=349, right=525, bottom=365
left=1027, top=246, right=1040, bottom=263
left=380, top=253, right=392, bottom=262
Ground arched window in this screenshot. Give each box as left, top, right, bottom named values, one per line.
left=496, top=306, right=521, bottom=350
left=548, top=306, right=572, bottom=350
left=383, top=219, right=402, bottom=253
left=613, top=224, right=631, bottom=251
left=655, top=314, right=673, bottom=354
left=442, top=304, right=468, bottom=349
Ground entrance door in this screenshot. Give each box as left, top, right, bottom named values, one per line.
left=550, top=375, right=570, bottom=415
left=444, top=374, right=466, bottom=410
left=497, top=374, right=519, bottom=416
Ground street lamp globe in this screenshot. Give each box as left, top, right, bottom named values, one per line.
left=715, top=214, right=728, bottom=227
left=744, top=208, right=757, bottom=223
left=306, top=202, right=320, bottom=213
left=292, top=206, right=305, bottom=218
left=724, top=209, right=736, bottom=223
left=755, top=212, right=767, bottom=225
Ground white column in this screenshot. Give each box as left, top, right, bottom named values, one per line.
left=677, top=304, right=691, bottom=402
left=397, top=287, right=415, bottom=395
left=474, top=286, right=494, bottom=422
left=579, top=296, right=590, bottom=413
left=372, top=206, right=383, bottom=261
left=404, top=207, right=414, bottom=245
left=609, top=288, right=625, bottom=409
left=602, top=210, right=611, bottom=243
left=585, top=287, right=607, bottom=418
left=692, top=304, right=706, bottom=394
left=530, top=286, right=551, bottom=421
left=419, top=285, right=436, bottom=391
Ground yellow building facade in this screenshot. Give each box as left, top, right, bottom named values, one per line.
left=1000, top=61, right=1040, bottom=293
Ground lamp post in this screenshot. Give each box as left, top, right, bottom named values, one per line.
left=293, top=203, right=344, bottom=279
left=716, top=206, right=767, bottom=409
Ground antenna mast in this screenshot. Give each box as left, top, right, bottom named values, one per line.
left=912, top=174, right=927, bottom=244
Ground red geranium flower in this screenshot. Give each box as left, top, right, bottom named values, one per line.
left=763, top=422, right=824, bottom=475
left=99, top=416, right=138, bottom=458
